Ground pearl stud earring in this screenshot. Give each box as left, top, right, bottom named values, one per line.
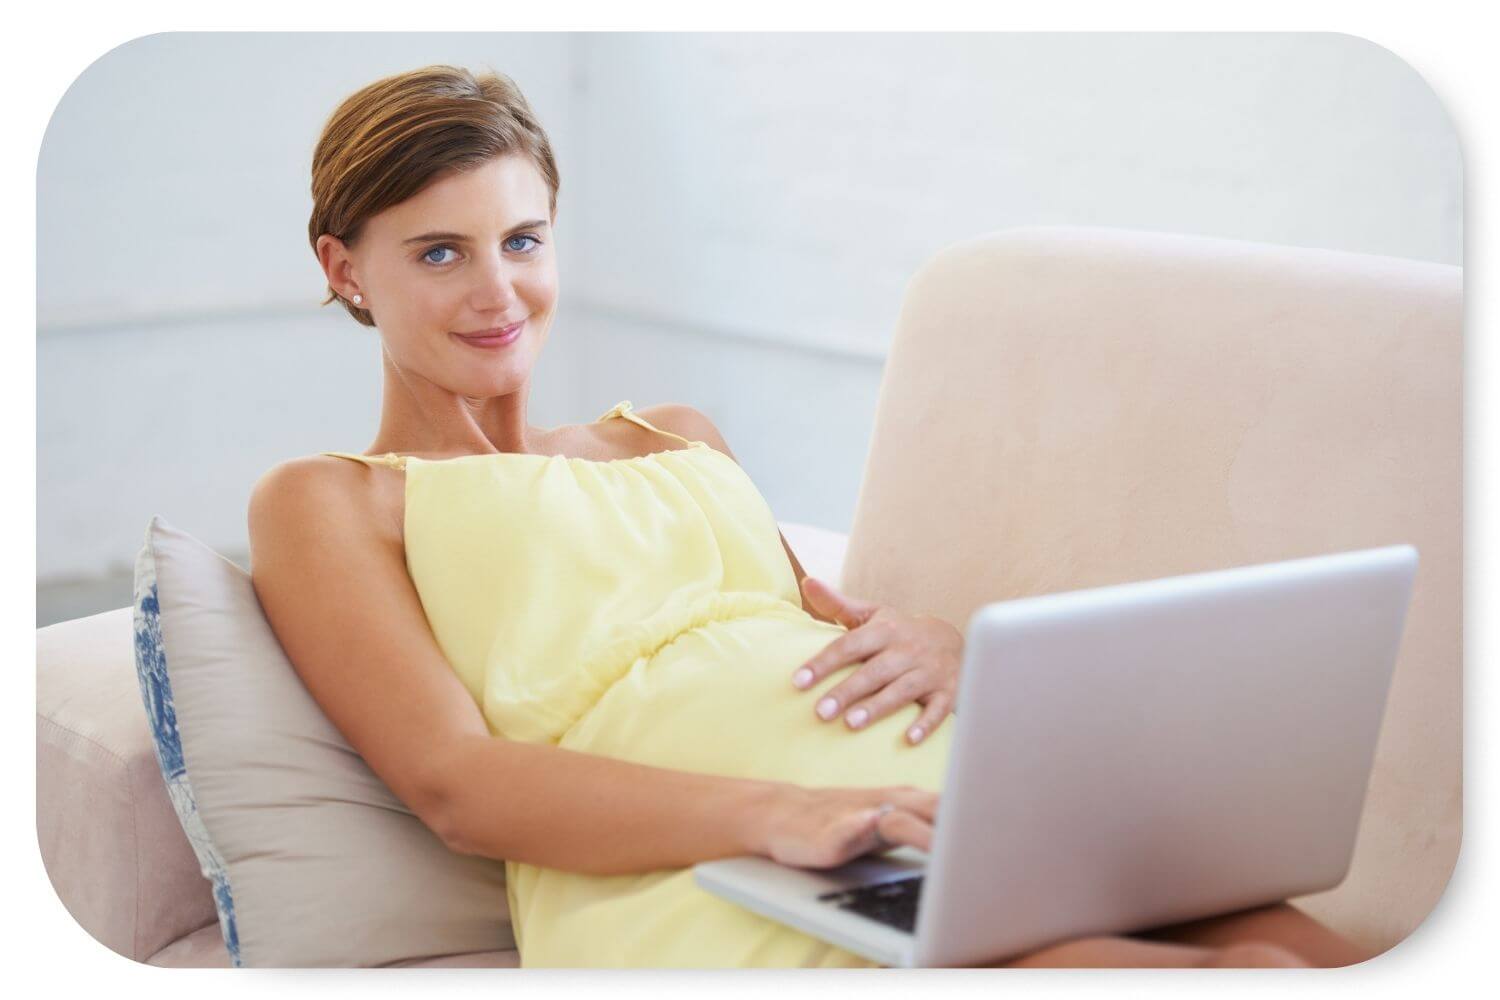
left=352, top=294, right=363, bottom=306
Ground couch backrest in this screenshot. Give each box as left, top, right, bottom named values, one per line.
left=840, top=226, right=1461, bottom=956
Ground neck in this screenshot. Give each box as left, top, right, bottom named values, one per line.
left=366, top=344, right=549, bottom=457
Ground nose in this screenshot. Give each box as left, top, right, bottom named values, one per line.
left=468, top=245, right=520, bottom=315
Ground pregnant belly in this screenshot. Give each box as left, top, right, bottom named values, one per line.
left=555, top=608, right=953, bottom=793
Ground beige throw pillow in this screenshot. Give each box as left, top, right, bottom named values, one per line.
left=131, top=515, right=514, bottom=967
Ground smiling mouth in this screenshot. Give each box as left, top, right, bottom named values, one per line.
left=452, top=321, right=525, bottom=347
left=455, top=320, right=523, bottom=338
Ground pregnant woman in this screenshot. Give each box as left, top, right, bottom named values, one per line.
left=248, top=64, right=1368, bottom=969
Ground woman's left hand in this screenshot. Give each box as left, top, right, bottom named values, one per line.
left=791, top=576, right=963, bottom=746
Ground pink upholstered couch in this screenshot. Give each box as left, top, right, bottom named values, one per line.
left=36, top=226, right=1461, bottom=966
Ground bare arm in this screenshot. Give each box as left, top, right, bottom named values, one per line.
left=248, top=457, right=788, bottom=877
left=433, top=736, right=784, bottom=873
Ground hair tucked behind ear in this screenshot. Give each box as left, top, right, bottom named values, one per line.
left=307, top=64, right=560, bottom=327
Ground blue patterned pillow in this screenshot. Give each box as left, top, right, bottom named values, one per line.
left=132, top=539, right=242, bottom=965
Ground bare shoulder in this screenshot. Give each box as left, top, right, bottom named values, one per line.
left=249, top=455, right=369, bottom=526
left=247, top=455, right=400, bottom=557
left=636, top=402, right=741, bottom=462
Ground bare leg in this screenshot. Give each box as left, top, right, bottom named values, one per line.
left=978, top=934, right=1307, bottom=968
left=971, top=901, right=1367, bottom=968
left=1137, top=901, right=1372, bottom=968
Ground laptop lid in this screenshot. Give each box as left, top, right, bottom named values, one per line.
left=912, top=544, right=1417, bottom=968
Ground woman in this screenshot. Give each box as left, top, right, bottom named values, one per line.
left=248, top=63, right=1371, bottom=969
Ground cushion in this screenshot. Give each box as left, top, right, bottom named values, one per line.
left=131, top=514, right=515, bottom=967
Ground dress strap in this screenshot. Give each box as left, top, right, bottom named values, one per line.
left=319, top=450, right=408, bottom=472
left=594, top=400, right=702, bottom=448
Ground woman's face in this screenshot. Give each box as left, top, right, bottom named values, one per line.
left=335, top=154, right=559, bottom=398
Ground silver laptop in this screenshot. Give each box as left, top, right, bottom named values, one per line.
left=693, top=544, right=1419, bottom=967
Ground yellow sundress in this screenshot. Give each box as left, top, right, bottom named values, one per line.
left=320, top=399, right=953, bottom=967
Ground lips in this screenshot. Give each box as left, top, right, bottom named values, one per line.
left=452, top=320, right=524, bottom=348
left=456, top=321, right=523, bottom=339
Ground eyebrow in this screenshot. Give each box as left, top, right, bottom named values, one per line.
left=401, top=220, right=550, bottom=245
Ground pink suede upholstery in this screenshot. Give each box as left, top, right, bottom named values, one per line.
left=840, top=226, right=1461, bottom=957
left=37, top=607, right=218, bottom=963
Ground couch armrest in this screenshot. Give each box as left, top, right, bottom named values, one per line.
left=37, top=607, right=217, bottom=963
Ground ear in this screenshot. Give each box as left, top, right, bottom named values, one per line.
left=315, top=233, right=357, bottom=300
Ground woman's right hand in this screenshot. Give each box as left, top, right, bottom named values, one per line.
left=751, top=784, right=940, bottom=869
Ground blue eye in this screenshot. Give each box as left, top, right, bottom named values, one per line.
left=422, top=235, right=540, bottom=266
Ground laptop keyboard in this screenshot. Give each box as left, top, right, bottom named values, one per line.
left=817, top=875, right=924, bottom=933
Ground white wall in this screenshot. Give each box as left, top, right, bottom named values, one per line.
left=36, top=32, right=1461, bottom=622
left=37, top=31, right=585, bottom=604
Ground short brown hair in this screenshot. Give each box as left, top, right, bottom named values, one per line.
left=307, top=64, right=560, bottom=327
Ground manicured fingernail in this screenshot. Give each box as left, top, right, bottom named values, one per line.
left=847, top=708, right=868, bottom=728
left=793, top=667, right=813, bottom=688
left=908, top=726, right=924, bottom=744
left=817, top=697, right=838, bottom=720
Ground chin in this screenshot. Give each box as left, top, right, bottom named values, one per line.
left=455, top=370, right=530, bottom=399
